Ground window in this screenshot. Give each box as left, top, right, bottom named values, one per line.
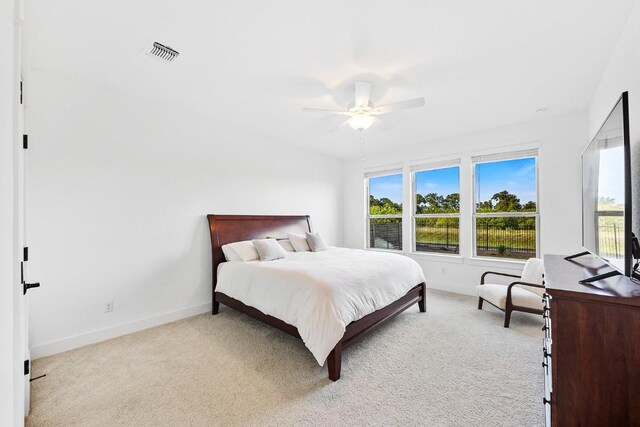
left=412, top=161, right=460, bottom=254
left=473, top=150, right=538, bottom=260
left=366, top=170, right=403, bottom=250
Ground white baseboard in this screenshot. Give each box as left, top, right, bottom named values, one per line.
left=427, top=281, right=476, bottom=297
left=31, top=302, right=212, bottom=360
left=30, top=285, right=471, bottom=360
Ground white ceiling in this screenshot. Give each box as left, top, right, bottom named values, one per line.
left=27, top=0, right=636, bottom=158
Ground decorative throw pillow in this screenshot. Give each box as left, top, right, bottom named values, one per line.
left=305, top=232, right=329, bottom=252
left=287, top=233, right=311, bottom=252
left=223, top=240, right=259, bottom=261
left=221, top=244, right=242, bottom=262
left=252, top=238, right=288, bottom=261
left=277, top=239, right=295, bottom=252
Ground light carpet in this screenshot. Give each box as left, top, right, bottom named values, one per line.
left=27, top=290, right=544, bottom=426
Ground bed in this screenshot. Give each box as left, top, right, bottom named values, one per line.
left=207, top=214, right=427, bottom=380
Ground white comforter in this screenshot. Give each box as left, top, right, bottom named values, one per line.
left=216, top=247, right=426, bottom=365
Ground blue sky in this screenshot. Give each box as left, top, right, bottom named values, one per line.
left=415, top=167, right=459, bottom=197
left=369, top=173, right=403, bottom=203
left=598, top=146, right=624, bottom=205
left=369, top=158, right=537, bottom=204
left=475, top=158, right=536, bottom=203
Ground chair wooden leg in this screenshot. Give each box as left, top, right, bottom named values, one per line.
left=477, top=297, right=484, bottom=310
left=504, top=308, right=512, bottom=328
left=418, top=282, right=427, bottom=313
left=327, top=343, right=342, bottom=381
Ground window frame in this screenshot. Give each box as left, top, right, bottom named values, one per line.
left=411, top=161, right=462, bottom=256
left=471, top=153, right=540, bottom=260
left=365, top=170, right=403, bottom=252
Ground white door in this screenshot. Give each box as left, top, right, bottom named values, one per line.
left=16, top=0, right=35, bottom=414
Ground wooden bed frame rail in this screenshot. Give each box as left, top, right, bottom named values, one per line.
left=207, top=214, right=427, bottom=381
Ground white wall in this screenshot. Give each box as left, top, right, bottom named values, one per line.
left=27, top=70, right=343, bottom=358
left=342, top=111, right=587, bottom=295
left=589, top=0, right=640, bottom=236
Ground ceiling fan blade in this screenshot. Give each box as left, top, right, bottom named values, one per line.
left=354, top=81, right=372, bottom=108
left=373, top=97, right=425, bottom=114
left=373, top=116, right=392, bottom=131
left=327, top=118, right=351, bottom=133
left=302, top=107, right=352, bottom=116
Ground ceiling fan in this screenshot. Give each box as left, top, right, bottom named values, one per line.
left=303, top=81, right=425, bottom=131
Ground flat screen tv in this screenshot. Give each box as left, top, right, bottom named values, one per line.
left=579, top=91, right=634, bottom=281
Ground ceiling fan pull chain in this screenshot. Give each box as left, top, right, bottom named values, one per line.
left=360, top=134, right=365, bottom=161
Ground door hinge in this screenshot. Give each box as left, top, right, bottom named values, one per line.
left=20, top=81, right=23, bottom=105
left=24, top=360, right=29, bottom=375
left=23, top=247, right=28, bottom=261
left=23, top=134, right=28, bottom=149
left=23, top=282, right=40, bottom=295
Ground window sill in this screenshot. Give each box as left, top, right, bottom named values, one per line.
left=365, top=247, right=404, bottom=254
left=467, top=257, right=525, bottom=270
left=408, top=252, right=464, bottom=264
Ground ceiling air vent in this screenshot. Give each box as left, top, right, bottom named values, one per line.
left=144, top=41, right=179, bottom=63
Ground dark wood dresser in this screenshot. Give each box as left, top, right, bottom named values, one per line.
left=543, top=254, right=640, bottom=427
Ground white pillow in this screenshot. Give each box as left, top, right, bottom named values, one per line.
left=221, top=244, right=242, bottom=262
left=287, top=233, right=311, bottom=252
left=221, top=240, right=259, bottom=262
left=278, top=239, right=295, bottom=252
left=305, top=232, right=329, bottom=252
left=252, top=239, right=288, bottom=261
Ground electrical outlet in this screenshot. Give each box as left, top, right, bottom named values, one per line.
left=441, top=267, right=447, bottom=275
left=105, top=301, right=114, bottom=313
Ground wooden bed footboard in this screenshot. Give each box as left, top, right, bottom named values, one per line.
left=213, top=283, right=426, bottom=381
left=326, top=282, right=426, bottom=380
left=207, top=214, right=427, bottom=381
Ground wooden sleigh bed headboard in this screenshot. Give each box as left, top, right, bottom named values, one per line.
left=206, top=214, right=312, bottom=291
left=205, top=214, right=426, bottom=381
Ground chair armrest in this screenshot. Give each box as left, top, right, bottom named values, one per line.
left=506, top=281, right=546, bottom=306
left=509, top=281, right=545, bottom=289
left=480, top=271, right=521, bottom=285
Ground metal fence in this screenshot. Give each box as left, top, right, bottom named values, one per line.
left=598, top=224, right=623, bottom=258
left=415, top=223, right=460, bottom=254
left=371, top=222, right=538, bottom=258
left=475, top=223, right=536, bottom=256
left=370, top=222, right=402, bottom=250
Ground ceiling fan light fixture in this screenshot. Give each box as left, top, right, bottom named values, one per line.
left=303, top=80, right=425, bottom=132
left=348, top=114, right=374, bottom=131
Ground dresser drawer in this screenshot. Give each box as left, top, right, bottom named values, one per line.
left=542, top=292, right=552, bottom=427
left=542, top=293, right=552, bottom=340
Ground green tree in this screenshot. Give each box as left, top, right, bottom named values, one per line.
left=598, top=196, right=622, bottom=211
left=491, top=190, right=522, bottom=212
left=442, top=193, right=460, bottom=213
left=522, top=201, right=537, bottom=212
left=476, top=200, right=494, bottom=212
left=415, top=192, right=460, bottom=214
left=369, top=196, right=402, bottom=218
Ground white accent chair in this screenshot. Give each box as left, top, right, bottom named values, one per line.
left=477, top=258, right=545, bottom=327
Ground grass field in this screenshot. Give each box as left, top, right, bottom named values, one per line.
left=595, top=222, right=624, bottom=258
left=415, top=223, right=535, bottom=259
left=376, top=220, right=623, bottom=260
